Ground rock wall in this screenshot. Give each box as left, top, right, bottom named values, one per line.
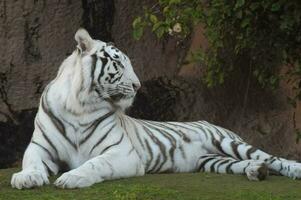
left=0, top=0, right=300, bottom=168
left=0, top=0, right=82, bottom=119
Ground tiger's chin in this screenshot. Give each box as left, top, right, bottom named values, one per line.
left=113, top=97, right=135, bottom=111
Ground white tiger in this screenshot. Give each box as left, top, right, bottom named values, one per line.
left=11, top=28, right=301, bottom=189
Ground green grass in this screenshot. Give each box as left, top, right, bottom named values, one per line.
left=1, top=168, right=301, bottom=200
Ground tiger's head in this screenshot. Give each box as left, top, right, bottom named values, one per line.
left=61, top=28, right=141, bottom=113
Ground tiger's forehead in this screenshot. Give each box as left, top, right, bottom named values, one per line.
left=93, top=41, right=129, bottom=62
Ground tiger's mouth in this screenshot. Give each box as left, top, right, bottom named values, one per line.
left=100, top=85, right=137, bottom=110
left=110, top=93, right=124, bottom=102
left=110, top=93, right=135, bottom=102
left=109, top=84, right=136, bottom=102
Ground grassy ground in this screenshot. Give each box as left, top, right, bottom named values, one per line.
left=0, top=168, right=301, bottom=200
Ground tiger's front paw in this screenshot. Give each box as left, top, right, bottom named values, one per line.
left=11, top=170, right=49, bottom=189
left=283, top=162, right=301, bottom=180
left=54, top=170, right=95, bottom=189
left=246, top=161, right=268, bottom=181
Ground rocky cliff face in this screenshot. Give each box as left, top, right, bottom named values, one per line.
left=0, top=0, right=300, bottom=168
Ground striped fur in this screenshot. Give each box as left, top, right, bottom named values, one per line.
left=11, top=28, right=301, bottom=189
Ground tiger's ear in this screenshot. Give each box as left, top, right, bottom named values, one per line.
left=74, top=28, right=93, bottom=53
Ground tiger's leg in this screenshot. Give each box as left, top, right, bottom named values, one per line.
left=54, top=146, right=144, bottom=189
left=11, top=141, right=59, bottom=189
left=11, top=120, right=59, bottom=189
left=197, top=154, right=268, bottom=181
left=207, top=137, right=301, bottom=179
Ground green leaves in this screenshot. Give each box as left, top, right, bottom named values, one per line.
left=235, top=0, right=245, bottom=9
left=271, top=3, right=281, bottom=12
left=153, top=23, right=167, bottom=38
left=149, top=14, right=158, bottom=24
left=241, top=18, right=250, bottom=28
left=132, top=17, right=145, bottom=40
left=132, top=0, right=301, bottom=101
left=131, top=0, right=301, bottom=140
left=168, top=0, right=181, bottom=5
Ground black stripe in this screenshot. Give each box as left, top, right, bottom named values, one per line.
left=230, top=141, right=243, bottom=160
left=149, top=121, right=182, bottom=138
left=179, top=130, right=191, bottom=143
left=42, top=160, right=51, bottom=174
left=98, top=56, right=108, bottom=83
left=212, top=136, right=232, bottom=157
left=36, top=119, right=59, bottom=158
left=269, top=157, right=277, bottom=164
left=129, top=119, right=146, bottom=150
left=210, top=159, right=222, bottom=172
left=203, top=122, right=237, bottom=140
left=179, top=146, right=186, bottom=159
left=149, top=155, right=161, bottom=173
left=189, top=122, right=208, bottom=140
left=144, top=139, right=154, bottom=171
left=142, top=125, right=168, bottom=171
left=185, top=122, right=209, bottom=139
left=143, top=121, right=178, bottom=146
left=89, top=54, right=97, bottom=91
left=59, top=114, right=77, bottom=131
left=159, top=168, right=173, bottom=174
left=31, top=141, right=55, bottom=162
left=80, top=112, right=115, bottom=145
left=89, top=124, right=116, bottom=154
left=110, top=75, right=122, bottom=84
left=202, top=123, right=223, bottom=138
left=195, top=122, right=222, bottom=139
left=226, top=160, right=240, bottom=174
left=141, top=120, right=176, bottom=165
left=97, top=50, right=114, bottom=82
left=168, top=122, right=200, bottom=134
left=108, top=71, right=121, bottom=84
left=199, top=154, right=219, bottom=159
left=95, top=87, right=102, bottom=98
left=246, top=146, right=258, bottom=159
left=221, top=128, right=236, bottom=140
left=41, top=92, right=77, bottom=150
left=128, top=147, right=135, bottom=155
left=41, top=95, right=64, bottom=134
left=151, top=121, right=191, bottom=143
left=103, top=51, right=113, bottom=60
left=119, top=117, right=125, bottom=128
left=197, top=157, right=216, bottom=172
left=216, top=159, right=232, bottom=172
left=99, top=134, right=124, bottom=155
left=243, top=162, right=251, bottom=173
left=113, top=61, right=118, bottom=69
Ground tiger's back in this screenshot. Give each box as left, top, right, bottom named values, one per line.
left=122, top=116, right=244, bottom=173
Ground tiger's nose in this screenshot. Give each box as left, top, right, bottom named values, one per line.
left=132, top=82, right=141, bottom=92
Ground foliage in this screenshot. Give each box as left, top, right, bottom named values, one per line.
left=133, top=0, right=301, bottom=104
left=2, top=168, right=301, bottom=200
